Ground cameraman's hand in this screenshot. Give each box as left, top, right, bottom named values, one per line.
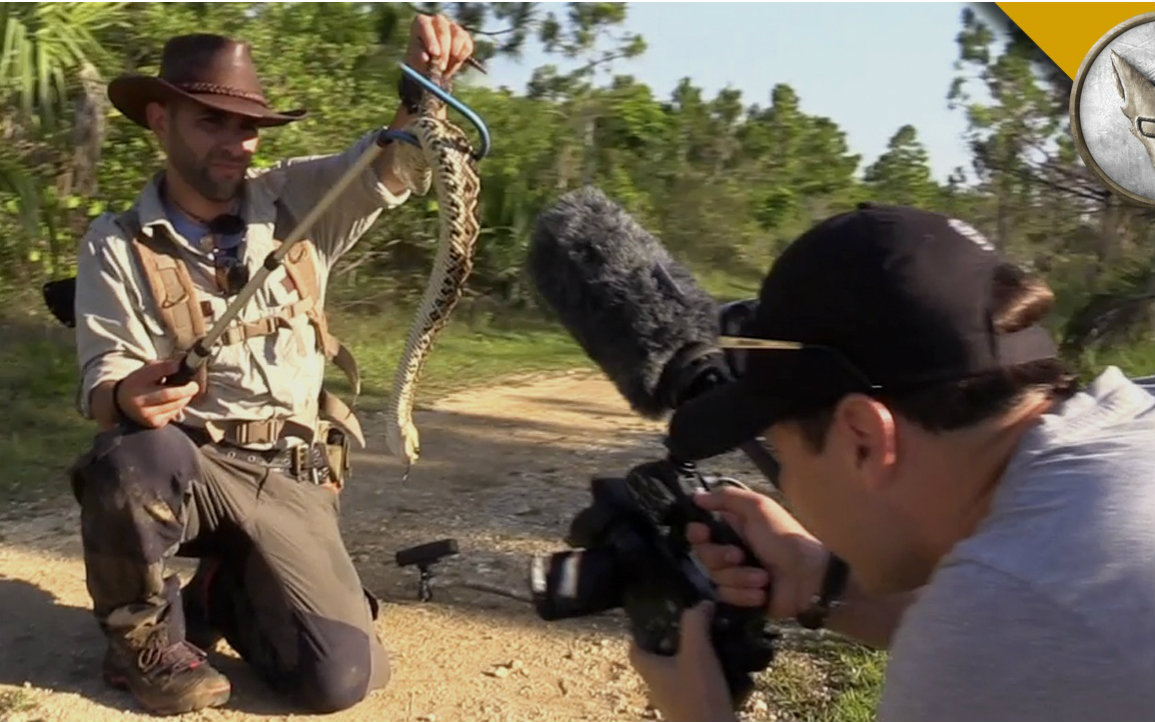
left=689, top=486, right=828, bottom=620
left=628, top=601, right=738, bottom=722
left=113, top=359, right=200, bottom=428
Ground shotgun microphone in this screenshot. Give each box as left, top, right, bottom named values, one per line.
left=528, top=186, right=777, bottom=478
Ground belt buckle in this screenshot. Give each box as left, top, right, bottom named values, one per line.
left=292, top=445, right=307, bottom=481
left=309, top=443, right=329, bottom=485
left=291, top=443, right=327, bottom=485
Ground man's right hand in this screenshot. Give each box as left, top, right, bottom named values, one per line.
left=687, top=486, right=830, bottom=620
left=111, top=359, right=200, bottom=428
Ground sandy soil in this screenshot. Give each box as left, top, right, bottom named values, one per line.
left=0, top=370, right=780, bottom=722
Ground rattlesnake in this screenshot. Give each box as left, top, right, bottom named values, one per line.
left=382, top=67, right=482, bottom=477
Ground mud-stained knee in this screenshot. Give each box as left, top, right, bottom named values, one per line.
left=72, top=424, right=202, bottom=562
left=77, top=424, right=202, bottom=500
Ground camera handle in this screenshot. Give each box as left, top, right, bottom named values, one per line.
left=660, top=460, right=779, bottom=707
left=693, top=506, right=777, bottom=706
left=668, top=458, right=764, bottom=568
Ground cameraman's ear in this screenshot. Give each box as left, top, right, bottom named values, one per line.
left=833, top=395, right=897, bottom=488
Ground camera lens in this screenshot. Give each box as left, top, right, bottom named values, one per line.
left=528, top=548, right=624, bottom=621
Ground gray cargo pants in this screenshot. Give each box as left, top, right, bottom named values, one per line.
left=68, top=422, right=390, bottom=712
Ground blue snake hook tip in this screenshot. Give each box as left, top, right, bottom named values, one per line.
left=381, top=128, right=421, bottom=149
left=398, top=62, right=492, bottom=162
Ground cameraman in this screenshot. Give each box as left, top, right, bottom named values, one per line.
left=630, top=204, right=1155, bottom=722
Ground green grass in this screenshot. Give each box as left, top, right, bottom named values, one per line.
left=1072, top=340, right=1155, bottom=382
left=695, top=268, right=764, bottom=303
left=0, top=322, right=95, bottom=506
left=324, top=309, right=592, bottom=405
left=753, top=636, right=887, bottom=722
left=4, top=291, right=1150, bottom=507
left=0, top=305, right=591, bottom=505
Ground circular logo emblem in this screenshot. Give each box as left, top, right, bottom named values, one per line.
left=1070, top=11, right=1155, bottom=207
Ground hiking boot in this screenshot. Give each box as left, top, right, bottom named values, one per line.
left=182, top=558, right=224, bottom=651
left=103, top=624, right=231, bottom=715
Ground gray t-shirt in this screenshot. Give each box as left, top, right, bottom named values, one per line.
left=878, top=366, right=1155, bottom=722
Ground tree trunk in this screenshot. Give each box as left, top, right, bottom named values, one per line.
left=1095, top=194, right=1121, bottom=287
left=996, top=193, right=1009, bottom=252
left=580, top=101, right=597, bottom=186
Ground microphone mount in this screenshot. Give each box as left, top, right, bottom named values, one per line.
left=658, top=342, right=781, bottom=485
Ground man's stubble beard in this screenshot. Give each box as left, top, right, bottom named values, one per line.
left=169, top=138, right=245, bottom=203
left=184, top=158, right=244, bottom=203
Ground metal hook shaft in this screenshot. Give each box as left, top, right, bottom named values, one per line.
left=392, top=62, right=492, bottom=161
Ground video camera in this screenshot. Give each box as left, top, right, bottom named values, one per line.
left=527, top=299, right=778, bottom=706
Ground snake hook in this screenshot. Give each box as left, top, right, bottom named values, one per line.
left=380, top=62, right=492, bottom=162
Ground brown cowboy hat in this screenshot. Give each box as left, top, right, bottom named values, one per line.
left=107, top=33, right=307, bottom=129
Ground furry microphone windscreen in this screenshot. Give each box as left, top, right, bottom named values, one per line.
left=529, top=186, right=720, bottom=418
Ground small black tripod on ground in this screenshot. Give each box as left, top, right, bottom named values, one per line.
left=395, top=539, right=460, bottom=602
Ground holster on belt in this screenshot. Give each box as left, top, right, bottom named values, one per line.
left=317, top=420, right=352, bottom=489
left=191, top=415, right=355, bottom=490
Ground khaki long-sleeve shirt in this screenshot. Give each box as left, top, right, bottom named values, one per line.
left=74, top=130, right=409, bottom=439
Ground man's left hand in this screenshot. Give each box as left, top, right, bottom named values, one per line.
left=405, top=13, right=475, bottom=82
left=628, top=602, right=740, bottom=722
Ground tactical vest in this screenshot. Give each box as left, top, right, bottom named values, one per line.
left=115, top=206, right=365, bottom=453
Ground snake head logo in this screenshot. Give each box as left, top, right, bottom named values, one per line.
left=1110, top=49, right=1155, bottom=169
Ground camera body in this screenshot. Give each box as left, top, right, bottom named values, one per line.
left=529, top=297, right=777, bottom=705
left=529, top=456, right=777, bottom=705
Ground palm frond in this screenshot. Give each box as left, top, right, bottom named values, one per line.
left=0, top=151, right=39, bottom=237
left=1, top=2, right=128, bottom=132
left=1061, top=291, right=1155, bottom=355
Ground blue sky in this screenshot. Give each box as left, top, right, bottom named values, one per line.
left=481, top=2, right=1000, bottom=183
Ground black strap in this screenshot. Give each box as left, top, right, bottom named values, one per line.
left=796, top=553, right=850, bottom=630
left=112, top=377, right=132, bottom=424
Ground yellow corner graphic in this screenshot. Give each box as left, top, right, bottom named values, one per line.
left=997, top=3, right=1155, bottom=79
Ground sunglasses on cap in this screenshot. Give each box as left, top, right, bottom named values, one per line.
left=717, top=327, right=1058, bottom=398
left=717, top=335, right=883, bottom=393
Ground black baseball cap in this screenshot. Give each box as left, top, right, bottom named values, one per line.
left=666, top=202, right=1059, bottom=461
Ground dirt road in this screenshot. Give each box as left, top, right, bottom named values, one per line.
left=0, top=370, right=783, bottom=722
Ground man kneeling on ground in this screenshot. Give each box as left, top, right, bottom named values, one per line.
left=68, top=14, right=476, bottom=716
